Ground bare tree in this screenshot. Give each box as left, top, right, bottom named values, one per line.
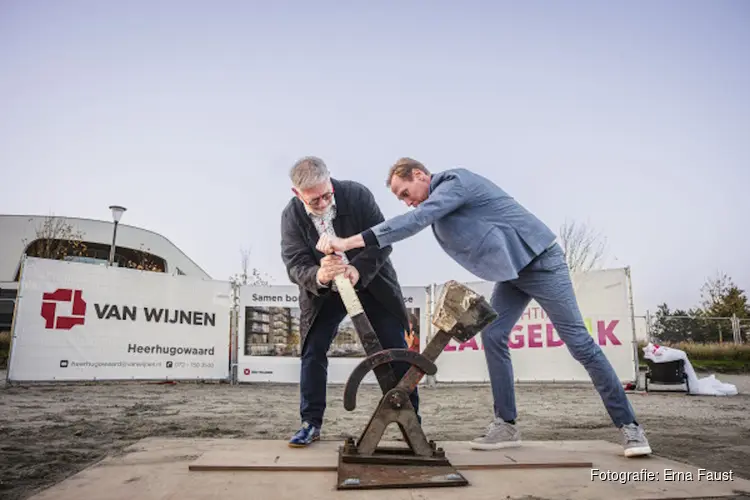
left=229, top=247, right=272, bottom=286
left=558, top=219, right=607, bottom=273
left=699, top=270, right=749, bottom=319
left=700, top=270, right=733, bottom=313
left=23, top=215, right=88, bottom=261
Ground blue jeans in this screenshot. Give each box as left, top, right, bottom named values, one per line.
left=300, top=289, right=419, bottom=428
left=481, top=243, right=637, bottom=428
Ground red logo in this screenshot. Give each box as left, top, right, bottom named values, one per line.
left=41, top=289, right=87, bottom=330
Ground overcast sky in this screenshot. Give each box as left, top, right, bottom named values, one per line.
left=1, top=0, right=747, bottom=315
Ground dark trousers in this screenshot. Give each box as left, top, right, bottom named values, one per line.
left=300, top=289, right=419, bottom=428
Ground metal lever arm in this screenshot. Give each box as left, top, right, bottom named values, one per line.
left=343, top=349, right=437, bottom=411
left=332, top=273, right=400, bottom=395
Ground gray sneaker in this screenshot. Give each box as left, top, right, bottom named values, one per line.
left=471, top=419, right=522, bottom=450
left=621, top=423, right=652, bottom=457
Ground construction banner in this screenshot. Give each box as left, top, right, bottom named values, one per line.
left=236, top=284, right=428, bottom=384
left=432, top=268, right=638, bottom=383
left=8, top=257, right=231, bottom=382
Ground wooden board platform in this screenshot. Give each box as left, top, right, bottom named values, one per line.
left=27, top=438, right=750, bottom=500
left=188, top=439, right=593, bottom=472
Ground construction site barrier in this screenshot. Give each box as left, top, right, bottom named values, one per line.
left=6, top=256, right=639, bottom=385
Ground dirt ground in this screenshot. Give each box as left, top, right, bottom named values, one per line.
left=1, top=370, right=749, bottom=500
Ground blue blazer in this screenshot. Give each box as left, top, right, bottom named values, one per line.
left=366, top=168, right=557, bottom=282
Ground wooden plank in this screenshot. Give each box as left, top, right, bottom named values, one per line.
left=188, top=440, right=593, bottom=472
left=29, top=438, right=750, bottom=500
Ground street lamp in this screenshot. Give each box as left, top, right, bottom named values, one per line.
left=108, top=205, right=127, bottom=266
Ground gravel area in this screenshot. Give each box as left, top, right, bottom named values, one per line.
left=1, top=370, right=748, bottom=500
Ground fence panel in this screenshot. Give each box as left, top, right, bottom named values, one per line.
left=740, top=319, right=750, bottom=343
left=431, top=268, right=638, bottom=383
left=0, top=291, right=15, bottom=366
left=7, top=256, right=232, bottom=382
left=6, top=256, right=651, bottom=386
left=235, top=284, right=429, bottom=384
left=632, top=315, right=650, bottom=342
left=647, top=315, right=737, bottom=344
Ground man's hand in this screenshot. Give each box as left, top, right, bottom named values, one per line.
left=320, top=254, right=343, bottom=268
left=318, top=255, right=360, bottom=287
left=316, top=234, right=349, bottom=255
left=343, top=265, right=359, bottom=286
left=316, top=258, right=347, bottom=285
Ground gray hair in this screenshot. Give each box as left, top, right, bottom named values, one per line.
left=290, top=156, right=330, bottom=190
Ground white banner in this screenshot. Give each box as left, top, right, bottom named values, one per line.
left=8, top=257, right=231, bottom=381
left=236, top=285, right=428, bottom=384
left=431, top=268, right=637, bottom=383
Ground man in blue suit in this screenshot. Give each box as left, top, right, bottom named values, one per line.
left=316, top=157, right=652, bottom=458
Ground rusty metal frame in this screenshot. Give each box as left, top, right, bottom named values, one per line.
left=336, top=281, right=499, bottom=490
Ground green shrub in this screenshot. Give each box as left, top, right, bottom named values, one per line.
left=690, top=359, right=750, bottom=373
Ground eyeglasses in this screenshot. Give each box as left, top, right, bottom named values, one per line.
left=305, top=190, right=334, bottom=207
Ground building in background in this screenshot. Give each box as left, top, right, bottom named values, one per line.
left=244, top=306, right=301, bottom=356
left=242, top=303, right=368, bottom=358
left=0, top=214, right=211, bottom=334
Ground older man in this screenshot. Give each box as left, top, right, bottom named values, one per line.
left=316, top=157, right=652, bottom=458
left=280, top=156, right=418, bottom=447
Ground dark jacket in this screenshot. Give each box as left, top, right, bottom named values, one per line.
left=280, top=178, right=410, bottom=348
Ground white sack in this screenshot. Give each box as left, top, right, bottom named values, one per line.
left=642, top=342, right=738, bottom=396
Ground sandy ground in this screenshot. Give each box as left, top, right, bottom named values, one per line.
left=1, top=370, right=749, bottom=500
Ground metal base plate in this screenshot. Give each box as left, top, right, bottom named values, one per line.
left=336, top=447, right=469, bottom=490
